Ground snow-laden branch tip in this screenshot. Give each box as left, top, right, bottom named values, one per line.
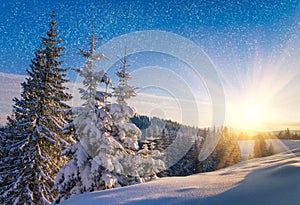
left=91, top=53, right=109, bottom=61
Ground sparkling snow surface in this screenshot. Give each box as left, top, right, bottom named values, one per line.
left=61, top=141, right=300, bottom=205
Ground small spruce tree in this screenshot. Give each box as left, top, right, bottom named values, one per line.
left=254, top=135, right=268, bottom=158
left=248, top=153, right=253, bottom=160
left=268, top=142, right=275, bottom=156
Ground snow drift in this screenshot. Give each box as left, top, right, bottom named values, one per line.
left=61, top=141, right=300, bottom=205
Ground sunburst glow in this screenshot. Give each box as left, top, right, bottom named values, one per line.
left=224, top=29, right=300, bottom=131
left=244, top=104, right=262, bottom=124
left=227, top=97, right=267, bottom=130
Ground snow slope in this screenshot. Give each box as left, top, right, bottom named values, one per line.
left=61, top=141, right=300, bottom=205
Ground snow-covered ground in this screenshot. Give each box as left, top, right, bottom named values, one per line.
left=61, top=140, right=300, bottom=205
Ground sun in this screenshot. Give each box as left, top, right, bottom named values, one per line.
left=238, top=101, right=266, bottom=130
left=244, top=104, right=262, bottom=125
left=227, top=100, right=267, bottom=130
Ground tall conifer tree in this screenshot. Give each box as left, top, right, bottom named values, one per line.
left=0, top=12, right=71, bottom=204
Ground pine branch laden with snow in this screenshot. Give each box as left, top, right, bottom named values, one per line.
left=0, top=12, right=72, bottom=205
left=55, top=143, right=104, bottom=203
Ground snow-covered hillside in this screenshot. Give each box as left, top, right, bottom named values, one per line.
left=61, top=140, right=300, bottom=205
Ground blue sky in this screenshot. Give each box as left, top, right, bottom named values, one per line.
left=0, top=0, right=299, bottom=130
left=0, top=0, right=298, bottom=76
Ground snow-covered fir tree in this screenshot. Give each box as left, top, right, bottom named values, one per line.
left=0, top=12, right=72, bottom=204
left=111, top=50, right=139, bottom=151
left=110, top=51, right=165, bottom=179
left=54, top=43, right=164, bottom=203
left=54, top=21, right=120, bottom=203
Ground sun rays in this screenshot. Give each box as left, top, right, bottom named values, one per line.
left=223, top=26, right=300, bottom=131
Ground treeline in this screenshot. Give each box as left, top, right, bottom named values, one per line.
left=276, top=128, right=300, bottom=140
left=131, top=116, right=243, bottom=175
left=237, top=128, right=300, bottom=140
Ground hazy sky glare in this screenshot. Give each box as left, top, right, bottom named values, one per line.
left=0, top=0, right=299, bottom=130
